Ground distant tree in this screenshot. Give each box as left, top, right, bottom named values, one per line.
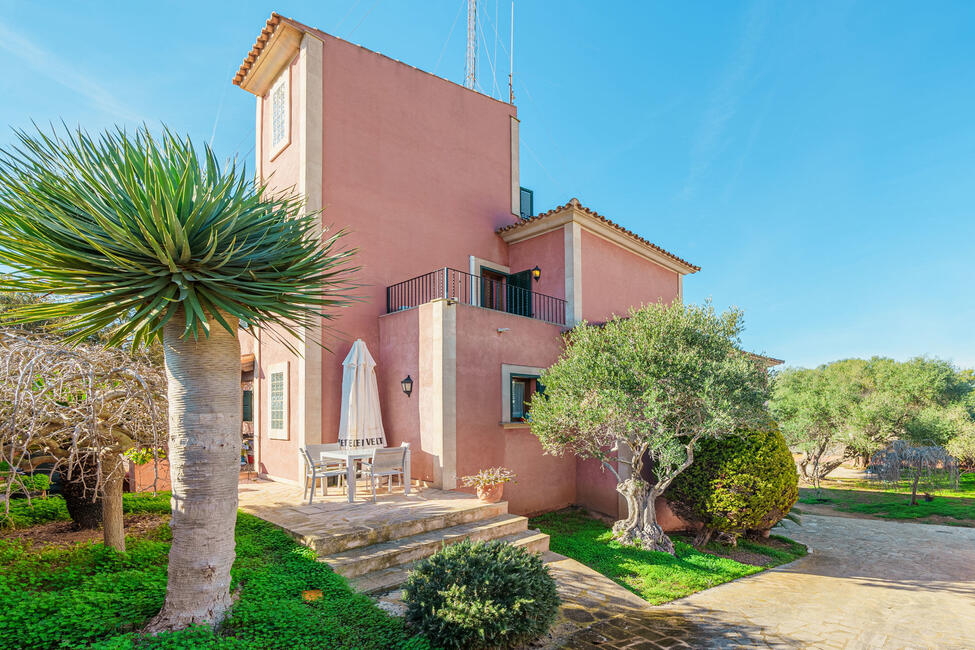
left=771, top=362, right=862, bottom=487
left=772, top=357, right=975, bottom=485
left=529, top=302, right=769, bottom=554
left=846, top=357, right=970, bottom=458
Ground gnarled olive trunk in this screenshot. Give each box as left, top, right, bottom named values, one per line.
left=62, top=456, right=102, bottom=530
left=146, top=316, right=241, bottom=632
left=612, top=477, right=675, bottom=554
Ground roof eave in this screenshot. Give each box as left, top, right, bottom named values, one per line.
left=234, top=13, right=306, bottom=96
left=498, top=201, right=700, bottom=275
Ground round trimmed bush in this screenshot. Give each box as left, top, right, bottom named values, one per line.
left=403, top=538, right=560, bottom=649
left=667, top=422, right=798, bottom=545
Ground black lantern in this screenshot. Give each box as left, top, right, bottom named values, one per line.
left=531, top=265, right=541, bottom=282
left=401, top=375, right=414, bottom=397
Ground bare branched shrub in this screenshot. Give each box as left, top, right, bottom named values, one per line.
left=870, top=440, right=959, bottom=505
left=0, top=330, right=167, bottom=528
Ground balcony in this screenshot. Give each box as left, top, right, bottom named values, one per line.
left=386, top=267, right=567, bottom=326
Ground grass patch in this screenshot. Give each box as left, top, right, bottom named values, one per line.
left=0, top=493, right=428, bottom=649
left=530, top=509, right=806, bottom=605
left=1, top=491, right=172, bottom=529
left=799, top=472, right=975, bottom=524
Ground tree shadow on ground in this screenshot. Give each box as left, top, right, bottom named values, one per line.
left=554, top=608, right=798, bottom=649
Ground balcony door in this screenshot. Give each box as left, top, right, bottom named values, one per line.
left=505, top=270, right=533, bottom=318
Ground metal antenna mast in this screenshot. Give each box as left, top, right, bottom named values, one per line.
left=465, top=0, right=477, bottom=89
left=508, top=0, right=514, bottom=103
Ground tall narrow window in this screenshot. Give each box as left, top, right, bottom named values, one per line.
left=270, top=68, right=290, bottom=154
left=268, top=362, right=289, bottom=439
left=242, top=389, right=253, bottom=423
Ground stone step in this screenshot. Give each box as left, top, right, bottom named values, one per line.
left=306, top=499, right=509, bottom=556
left=350, top=528, right=551, bottom=594
left=324, top=514, right=533, bottom=578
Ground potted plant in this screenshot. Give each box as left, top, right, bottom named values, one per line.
left=461, top=467, right=516, bottom=503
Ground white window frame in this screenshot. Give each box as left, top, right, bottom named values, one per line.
left=269, top=67, right=291, bottom=157
left=501, top=363, right=546, bottom=427
left=268, top=361, right=289, bottom=440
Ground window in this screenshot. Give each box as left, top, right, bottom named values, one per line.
left=270, top=68, right=290, bottom=154
left=510, top=375, right=542, bottom=421
left=501, top=364, right=546, bottom=425
left=242, top=389, right=253, bottom=423
left=519, top=187, right=533, bottom=220
left=268, top=362, right=289, bottom=439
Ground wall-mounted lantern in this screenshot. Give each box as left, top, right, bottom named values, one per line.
left=531, top=265, right=541, bottom=283
left=401, top=375, right=414, bottom=398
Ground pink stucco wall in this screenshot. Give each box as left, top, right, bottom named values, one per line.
left=580, top=229, right=681, bottom=323
left=377, top=308, right=430, bottom=482
left=240, top=22, right=695, bottom=530
left=453, top=304, right=575, bottom=516
left=316, top=33, right=518, bottom=452
left=507, top=228, right=566, bottom=302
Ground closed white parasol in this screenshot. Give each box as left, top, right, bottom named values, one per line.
left=337, top=339, right=387, bottom=450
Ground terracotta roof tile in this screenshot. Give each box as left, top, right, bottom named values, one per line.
left=233, top=12, right=283, bottom=87
left=497, top=198, right=700, bottom=273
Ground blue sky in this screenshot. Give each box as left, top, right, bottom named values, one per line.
left=2, top=1, right=973, bottom=369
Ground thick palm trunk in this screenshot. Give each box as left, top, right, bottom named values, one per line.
left=146, top=316, right=241, bottom=632
left=102, top=453, right=125, bottom=552
left=612, top=477, right=675, bottom=554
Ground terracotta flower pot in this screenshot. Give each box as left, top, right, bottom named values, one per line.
left=476, top=483, right=504, bottom=503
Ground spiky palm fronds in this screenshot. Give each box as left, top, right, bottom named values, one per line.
left=0, top=125, right=355, bottom=348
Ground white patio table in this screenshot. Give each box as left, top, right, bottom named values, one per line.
left=320, top=447, right=411, bottom=503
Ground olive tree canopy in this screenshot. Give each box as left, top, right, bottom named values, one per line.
left=529, top=301, right=770, bottom=553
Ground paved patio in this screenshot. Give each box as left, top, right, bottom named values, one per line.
left=549, top=514, right=975, bottom=649
left=237, top=478, right=506, bottom=555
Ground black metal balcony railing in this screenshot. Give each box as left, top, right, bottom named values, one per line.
left=386, top=267, right=567, bottom=326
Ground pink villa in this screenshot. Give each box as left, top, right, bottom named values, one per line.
left=233, top=13, right=717, bottom=524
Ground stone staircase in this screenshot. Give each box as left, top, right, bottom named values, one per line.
left=318, top=500, right=550, bottom=594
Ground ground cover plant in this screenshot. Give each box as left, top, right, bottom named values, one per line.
left=798, top=472, right=975, bottom=524
left=0, top=492, right=427, bottom=649
left=530, top=509, right=805, bottom=605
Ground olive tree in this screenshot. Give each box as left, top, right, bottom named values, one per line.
left=529, top=302, right=769, bottom=554
left=0, top=126, right=354, bottom=631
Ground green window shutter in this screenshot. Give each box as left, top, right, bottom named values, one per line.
left=242, top=389, right=253, bottom=422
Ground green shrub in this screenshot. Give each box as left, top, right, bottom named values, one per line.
left=667, top=423, right=799, bottom=545
left=0, top=472, right=51, bottom=496
left=403, top=539, right=559, bottom=649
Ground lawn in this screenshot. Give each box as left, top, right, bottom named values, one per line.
left=0, top=493, right=428, bottom=650
left=530, top=509, right=806, bottom=605
left=798, top=472, right=975, bottom=525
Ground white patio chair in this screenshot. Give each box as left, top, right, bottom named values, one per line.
left=300, top=446, right=347, bottom=505
left=360, top=444, right=408, bottom=502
